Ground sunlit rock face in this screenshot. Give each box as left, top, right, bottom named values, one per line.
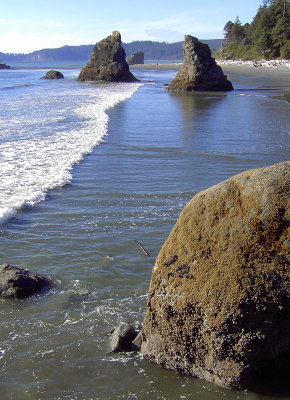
left=167, top=35, right=233, bottom=91
left=77, top=31, right=137, bottom=82
left=141, top=161, right=290, bottom=389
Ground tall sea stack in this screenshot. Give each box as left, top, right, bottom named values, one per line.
left=77, top=31, right=137, bottom=82
left=167, top=35, right=233, bottom=91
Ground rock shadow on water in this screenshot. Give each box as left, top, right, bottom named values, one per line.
left=249, top=367, right=290, bottom=398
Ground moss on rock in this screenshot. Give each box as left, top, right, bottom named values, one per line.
left=141, top=161, right=290, bottom=389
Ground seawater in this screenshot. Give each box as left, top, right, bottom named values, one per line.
left=0, top=68, right=141, bottom=223
left=0, top=65, right=289, bottom=400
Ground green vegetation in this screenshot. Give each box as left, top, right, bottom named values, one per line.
left=1, top=40, right=223, bottom=63
left=218, top=0, right=290, bottom=60
left=124, top=39, right=223, bottom=60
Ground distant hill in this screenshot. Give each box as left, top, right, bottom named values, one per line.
left=0, top=39, right=223, bottom=63
left=125, top=39, right=222, bottom=60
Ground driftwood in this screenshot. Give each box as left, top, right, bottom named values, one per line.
left=134, top=240, right=150, bottom=257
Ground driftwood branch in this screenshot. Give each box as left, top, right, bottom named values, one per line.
left=134, top=240, right=150, bottom=257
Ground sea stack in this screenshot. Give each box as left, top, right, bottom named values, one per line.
left=140, top=161, right=289, bottom=389
left=77, top=31, right=137, bottom=82
left=127, top=51, right=144, bottom=65
left=166, top=35, right=233, bottom=91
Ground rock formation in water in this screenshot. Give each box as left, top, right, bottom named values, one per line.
left=0, top=264, right=51, bottom=299
left=0, top=63, right=11, bottom=69
left=166, top=35, right=233, bottom=91
left=41, top=70, right=64, bottom=79
left=110, top=323, right=140, bottom=352
left=127, top=51, right=144, bottom=65
left=77, top=31, right=137, bottom=82
left=140, top=161, right=289, bottom=389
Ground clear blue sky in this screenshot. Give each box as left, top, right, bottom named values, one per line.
left=1, top=0, right=263, bottom=53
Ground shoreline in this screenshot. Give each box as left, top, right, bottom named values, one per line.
left=131, top=58, right=290, bottom=70
left=130, top=60, right=290, bottom=87
left=131, top=62, right=182, bottom=70
left=220, top=62, right=290, bottom=104
left=131, top=60, right=290, bottom=103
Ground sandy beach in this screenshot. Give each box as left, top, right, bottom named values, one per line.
left=130, top=62, right=182, bottom=70
left=131, top=61, right=290, bottom=102
left=221, top=63, right=290, bottom=103
left=220, top=63, right=290, bottom=86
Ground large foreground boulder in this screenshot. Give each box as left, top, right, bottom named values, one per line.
left=141, top=162, right=289, bottom=389
left=77, top=31, right=137, bottom=82
left=166, top=35, right=233, bottom=91
left=0, top=264, right=51, bottom=299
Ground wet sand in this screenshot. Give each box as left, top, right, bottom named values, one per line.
left=131, top=62, right=182, bottom=70
left=131, top=62, right=290, bottom=102
left=221, top=63, right=290, bottom=103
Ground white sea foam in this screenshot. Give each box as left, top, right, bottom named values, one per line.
left=0, top=73, right=141, bottom=224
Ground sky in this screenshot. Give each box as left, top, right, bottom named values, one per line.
left=1, top=0, right=264, bottom=54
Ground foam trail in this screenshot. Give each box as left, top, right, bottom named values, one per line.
left=0, top=80, right=141, bottom=224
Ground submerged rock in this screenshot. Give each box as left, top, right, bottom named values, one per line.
left=140, top=161, right=290, bottom=389
left=41, top=70, right=64, bottom=79
left=0, top=63, right=11, bottom=70
left=127, top=51, right=144, bottom=65
left=110, top=323, right=140, bottom=352
left=77, top=31, right=137, bottom=82
left=167, top=35, right=233, bottom=91
left=0, top=264, right=51, bottom=299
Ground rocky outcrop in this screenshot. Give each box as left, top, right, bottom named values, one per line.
left=110, top=323, right=140, bottom=352
left=127, top=51, right=144, bottom=65
left=77, top=31, right=137, bottom=82
left=140, top=161, right=289, bottom=389
left=167, top=35, right=233, bottom=91
left=0, top=63, right=11, bottom=69
left=41, top=70, right=64, bottom=79
left=0, top=264, right=51, bottom=299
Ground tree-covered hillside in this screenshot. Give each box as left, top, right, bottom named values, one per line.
left=0, top=39, right=223, bottom=64
left=218, top=0, right=290, bottom=60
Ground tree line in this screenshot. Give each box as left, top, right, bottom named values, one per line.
left=0, top=40, right=223, bottom=63
left=218, top=0, right=290, bottom=60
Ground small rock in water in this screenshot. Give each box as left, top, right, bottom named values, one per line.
left=131, top=330, right=143, bottom=351
left=69, top=291, right=91, bottom=302
left=0, top=263, right=51, bottom=299
left=41, top=70, right=64, bottom=79
left=0, top=63, right=11, bottom=69
left=110, top=323, right=140, bottom=352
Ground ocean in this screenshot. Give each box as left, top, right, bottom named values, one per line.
left=0, top=64, right=289, bottom=400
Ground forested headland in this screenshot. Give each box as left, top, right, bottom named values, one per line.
left=218, top=0, right=289, bottom=60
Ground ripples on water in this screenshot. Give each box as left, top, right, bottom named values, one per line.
left=0, top=66, right=289, bottom=399
left=0, top=69, right=141, bottom=223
